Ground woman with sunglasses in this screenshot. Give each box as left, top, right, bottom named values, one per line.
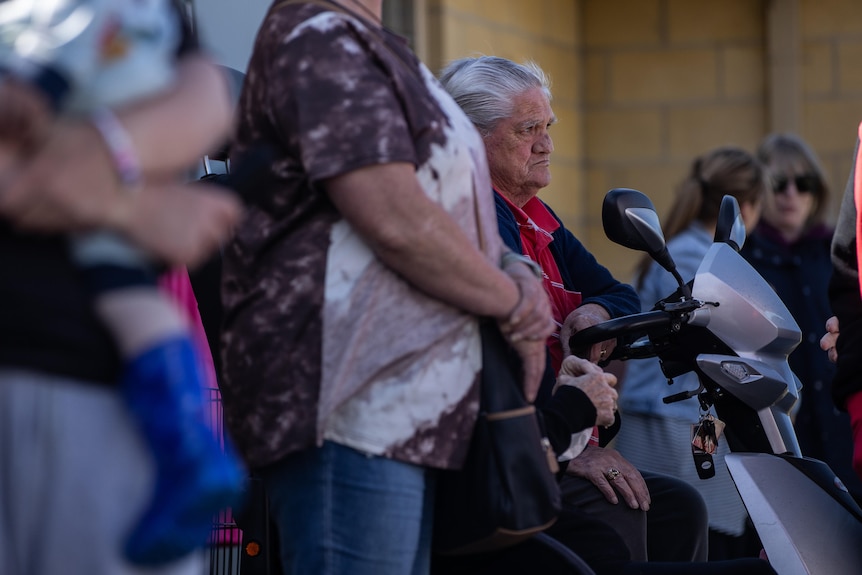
left=742, top=133, right=862, bottom=503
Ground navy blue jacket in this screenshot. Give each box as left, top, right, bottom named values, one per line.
left=743, top=221, right=862, bottom=497
left=495, top=192, right=639, bottom=423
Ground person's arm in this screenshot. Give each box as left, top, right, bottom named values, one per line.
left=829, top=134, right=862, bottom=482
left=326, top=162, right=520, bottom=318
left=0, top=56, right=238, bottom=260
left=541, top=385, right=598, bottom=455
left=325, top=162, right=553, bottom=401
left=120, top=54, right=232, bottom=177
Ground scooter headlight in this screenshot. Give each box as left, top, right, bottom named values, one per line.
left=720, top=361, right=763, bottom=384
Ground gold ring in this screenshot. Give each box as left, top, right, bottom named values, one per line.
left=605, top=468, right=621, bottom=481
left=600, top=348, right=606, bottom=358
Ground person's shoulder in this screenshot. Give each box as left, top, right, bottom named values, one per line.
left=257, top=2, right=340, bottom=40
left=664, top=226, right=711, bottom=275
left=667, top=225, right=709, bottom=254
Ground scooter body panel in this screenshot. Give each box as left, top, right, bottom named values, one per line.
left=726, top=453, right=862, bottom=575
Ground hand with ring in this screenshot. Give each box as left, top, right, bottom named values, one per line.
left=560, top=303, right=615, bottom=363
left=565, top=445, right=651, bottom=510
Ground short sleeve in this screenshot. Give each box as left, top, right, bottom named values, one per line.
left=264, top=13, right=417, bottom=183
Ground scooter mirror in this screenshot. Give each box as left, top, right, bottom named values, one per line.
left=713, top=195, right=746, bottom=252
left=602, top=188, right=690, bottom=297
left=602, top=188, right=673, bottom=270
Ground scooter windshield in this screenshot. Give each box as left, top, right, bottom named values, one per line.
left=689, top=243, right=801, bottom=361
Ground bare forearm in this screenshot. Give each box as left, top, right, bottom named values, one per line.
left=325, top=162, right=519, bottom=318
left=118, top=55, right=233, bottom=176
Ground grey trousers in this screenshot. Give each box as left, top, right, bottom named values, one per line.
left=0, top=370, right=203, bottom=575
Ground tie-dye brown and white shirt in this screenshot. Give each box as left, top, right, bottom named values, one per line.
left=220, top=1, right=503, bottom=470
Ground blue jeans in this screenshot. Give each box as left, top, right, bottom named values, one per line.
left=260, top=441, right=434, bottom=575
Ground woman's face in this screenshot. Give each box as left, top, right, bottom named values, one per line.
left=763, top=167, right=817, bottom=238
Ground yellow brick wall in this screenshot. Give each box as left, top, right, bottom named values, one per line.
left=581, top=0, right=767, bottom=282
left=422, top=0, right=862, bottom=282
left=800, top=0, right=862, bottom=223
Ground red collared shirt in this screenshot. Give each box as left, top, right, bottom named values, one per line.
left=498, top=193, right=582, bottom=374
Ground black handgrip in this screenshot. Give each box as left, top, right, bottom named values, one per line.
left=568, top=310, right=672, bottom=358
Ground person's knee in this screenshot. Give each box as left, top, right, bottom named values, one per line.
left=644, top=472, right=708, bottom=530
left=672, top=478, right=708, bottom=528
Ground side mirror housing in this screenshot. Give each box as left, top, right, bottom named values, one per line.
left=602, top=188, right=689, bottom=297
left=714, top=195, right=746, bottom=252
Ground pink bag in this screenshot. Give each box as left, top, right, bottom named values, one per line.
left=159, top=267, right=241, bottom=546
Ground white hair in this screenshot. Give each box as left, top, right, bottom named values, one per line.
left=439, top=55, right=552, bottom=136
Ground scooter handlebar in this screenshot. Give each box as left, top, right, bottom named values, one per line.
left=568, top=310, right=673, bottom=359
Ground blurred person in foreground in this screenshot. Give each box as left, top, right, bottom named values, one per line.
left=0, top=2, right=242, bottom=574
left=826, top=121, right=862, bottom=488
left=0, top=2, right=247, bottom=566
left=438, top=56, right=772, bottom=575
left=613, top=146, right=768, bottom=560
left=217, top=2, right=554, bottom=574
left=742, top=133, right=862, bottom=501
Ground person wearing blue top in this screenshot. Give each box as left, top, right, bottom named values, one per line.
left=615, top=146, right=767, bottom=560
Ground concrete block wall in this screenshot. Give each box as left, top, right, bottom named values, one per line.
left=581, top=0, right=768, bottom=282
left=800, top=0, right=862, bottom=223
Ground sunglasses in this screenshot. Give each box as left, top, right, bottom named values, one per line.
left=773, top=174, right=819, bottom=195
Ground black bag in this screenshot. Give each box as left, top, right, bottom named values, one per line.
left=432, top=320, right=562, bottom=556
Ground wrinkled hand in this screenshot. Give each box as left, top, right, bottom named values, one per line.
left=497, top=262, right=554, bottom=402
left=820, top=315, right=839, bottom=364
left=508, top=337, right=548, bottom=403
left=566, top=445, right=651, bottom=511
left=499, top=261, right=554, bottom=343
left=554, top=355, right=618, bottom=427
left=561, top=303, right=615, bottom=363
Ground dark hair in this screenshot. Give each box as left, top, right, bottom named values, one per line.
left=634, top=146, right=767, bottom=287
left=757, top=132, right=829, bottom=226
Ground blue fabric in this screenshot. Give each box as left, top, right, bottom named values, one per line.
left=261, top=441, right=433, bottom=575
left=495, top=192, right=639, bottom=413
left=121, top=335, right=245, bottom=565
left=618, top=223, right=713, bottom=420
